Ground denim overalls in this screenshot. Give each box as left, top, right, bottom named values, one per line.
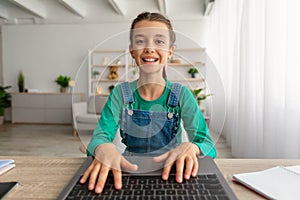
left=120, top=82, right=182, bottom=156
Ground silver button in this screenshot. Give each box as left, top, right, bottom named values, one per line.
left=168, top=112, right=173, bottom=119
left=127, top=109, right=133, bottom=116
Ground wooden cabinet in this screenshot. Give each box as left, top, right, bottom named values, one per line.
left=11, top=93, right=84, bottom=124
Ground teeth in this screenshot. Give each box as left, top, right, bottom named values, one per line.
left=143, top=58, right=157, bottom=62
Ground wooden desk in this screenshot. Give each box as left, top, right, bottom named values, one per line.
left=1, top=156, right=300, bottom=200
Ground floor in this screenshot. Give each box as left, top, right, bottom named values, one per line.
left=0, top=123, right=232, bottom=158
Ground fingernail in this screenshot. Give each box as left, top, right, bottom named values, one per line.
left=95, top=186, right=103, bottom=193
left=162, top=174, right=168, bottom=180
left=88, top=184, right=94, bottom=190
left=115, top=182, right=122, bottom=189
left=177, top=177, right=182, bottom=183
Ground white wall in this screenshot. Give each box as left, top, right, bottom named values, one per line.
left=2, top=20, right=207, bottom=93
left=0, top=31, right=3, bottom=85
left=2, top=19, right=226, bottom=134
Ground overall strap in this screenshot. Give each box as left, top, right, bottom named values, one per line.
left=167, top=82, right=182, bottom=108
left=120, top=82, right=134, bottom=105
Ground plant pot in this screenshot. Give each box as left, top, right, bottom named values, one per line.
left=18, top=87, right=24, bottom=93
left=60, top=87, right=67, bottom=93
left=0, top=116, right=4, bottom=125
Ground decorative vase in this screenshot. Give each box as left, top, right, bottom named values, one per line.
left=0, top=116, right=4, bottom=125
left=60, top=87, right=67, bottom=93
left=18, top=71, right=25, bottom=93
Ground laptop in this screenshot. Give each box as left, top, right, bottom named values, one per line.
left=57, top=156, right=237, bottom=200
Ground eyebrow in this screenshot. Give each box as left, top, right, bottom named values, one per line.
left=133, top=34, right=145, bottom=38
left=155, top=34, right=167, bottom=38
left=133, top=34, right=168, bottom=38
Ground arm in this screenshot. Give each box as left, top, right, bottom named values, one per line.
left=154, top=85, right=216, bottom=183
left=82, top=85, right=137, bottom=193
left=86, top=86, right=123, bottom=156
left=179, top=86, right=217, bottom=158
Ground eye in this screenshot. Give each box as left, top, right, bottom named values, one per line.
left=156, top=40, right=165, bottom=45
left=134, top=39, right=145, bottom=45
left=155, top=39, right=166, bottom=46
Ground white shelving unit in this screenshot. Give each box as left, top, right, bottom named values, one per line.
left=88, top=49, right=129, bottom=96
left=88, top=48, right=210, bottom=124
left=88, top=48, right=207, bottom=97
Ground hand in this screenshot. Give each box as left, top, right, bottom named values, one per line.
left=79, top=143, right=138, bottom=193
left=153, top=142, right=200, bottom=183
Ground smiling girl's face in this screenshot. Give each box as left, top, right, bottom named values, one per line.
left=130, top=20, right=174, bottom=76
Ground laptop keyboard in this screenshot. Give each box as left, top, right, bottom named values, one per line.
left=66, top=174, right=230, bottom=200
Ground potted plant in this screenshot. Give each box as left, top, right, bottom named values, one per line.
left=92, top=70, right=100, bottom=79
left=108, top=85, right=115, bottom=93
left=188, top=67, right=199, bottom=78
left=0, top=86, right=12, bottom=124
left=18, top=71, right=25, bottom=93
left=191, top=87, right=212, bottom=106
left=55, top=75, right=71, bottom=93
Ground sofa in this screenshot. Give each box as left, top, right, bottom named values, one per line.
left=72, top=95, right=125, bottom=152
left=72, top=95, right=107, bottom=136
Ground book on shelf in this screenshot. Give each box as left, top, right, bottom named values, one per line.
left=233, top=165, right=300, bottom=200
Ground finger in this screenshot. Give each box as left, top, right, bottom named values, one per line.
left=175, top=157, right=185, bottom=183
left=94, top=165, right=110, bottom=194
left=161, top=152, right=177, bottom=180
left=112, top=168, right=123, bottom=190
left=191, top=156, right=199, bottom=177
left=120, top=157, right=138, bottom=171
left=161, top=162, right=172, bottom=180
left=184, top=156, right=194, bottom=180
left=80, top=162, right=94, bottom=184
left=153, top=151, right=169, bottom=163
left=88, top=162, right=101, bottom=191
left=164, top=151, right=178, bottom=167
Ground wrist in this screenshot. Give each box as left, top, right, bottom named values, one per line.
left=191, top=142, right=201, bottom=156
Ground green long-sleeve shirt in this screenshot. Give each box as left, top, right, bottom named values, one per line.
left=87, top=80, right=216, bottom=158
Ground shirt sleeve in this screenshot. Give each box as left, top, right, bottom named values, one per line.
left=179, top=86, right=217, bottom=158
left=86, top=85, right=123, bottom=156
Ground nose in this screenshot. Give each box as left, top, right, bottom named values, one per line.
left=144, top=47, right=155, bottom=53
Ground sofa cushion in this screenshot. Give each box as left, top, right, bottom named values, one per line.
left=76, top=114, right=100, bottom=124
left=87, top=95, right=108, bottom=114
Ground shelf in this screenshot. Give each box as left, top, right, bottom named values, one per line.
left=91, top=79, right=125, bottom=82
left=174, top=48, right=206, bottom=52
left=92, top=64, right=126, bottom=68
left=168, top=62, right=204, bottom=67
left=91, top=93, right=110, bottom=96
left=91, top=50, right=126, bottom=54
left=169, top=78, right=205, bottom=82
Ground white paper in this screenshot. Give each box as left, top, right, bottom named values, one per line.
left=0, top=160, right=14, bottom=169
left=0, top=164, right=15, bottom=175
left=285, top=165, right=300, bottom=175
left=233, top=166, right=300, bottom=200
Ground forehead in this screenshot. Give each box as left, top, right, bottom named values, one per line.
left=132, top=20, right=170, bottom=37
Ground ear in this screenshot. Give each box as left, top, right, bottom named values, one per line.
left=168, top=45, right=175, bottom=59
left=129, top=45, right=134, bottom=58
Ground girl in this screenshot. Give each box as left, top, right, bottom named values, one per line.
left=80, top=12, right=216, bottom=194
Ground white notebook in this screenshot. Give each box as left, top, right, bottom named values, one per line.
left=0, top=164, right=15, bottom=175
left=233, top=165, right=300, bottom=200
